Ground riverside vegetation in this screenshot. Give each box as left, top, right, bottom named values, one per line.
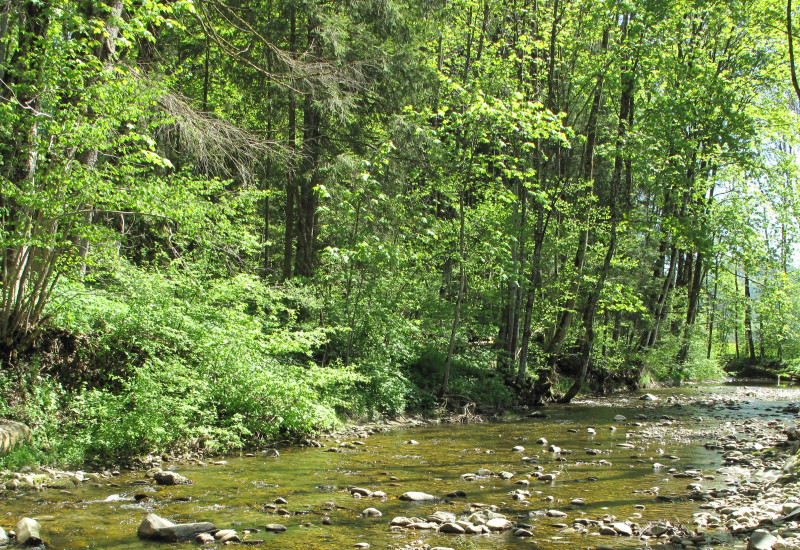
left=2, top=0, right=800, bottom=471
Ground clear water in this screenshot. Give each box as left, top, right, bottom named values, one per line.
left=2, top=384, right=797, bottom=549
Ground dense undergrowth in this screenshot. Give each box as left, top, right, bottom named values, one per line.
left=0, top=260, right=739, bottom=471
left=0, top=262, right=506, bottom=469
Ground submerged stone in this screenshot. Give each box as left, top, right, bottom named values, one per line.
left=399, top=491, right=436, bottom=501
left=137, top=513, right=215, bottom=542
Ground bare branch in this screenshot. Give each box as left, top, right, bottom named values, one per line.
left=156, top=90, right=288, bottom=183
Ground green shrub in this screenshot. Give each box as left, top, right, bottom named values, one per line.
left=639, top=328, right=724, bottom=384
left=404, top=347, right=512, bottom=410
left=9, top=261, right=370, bottom=464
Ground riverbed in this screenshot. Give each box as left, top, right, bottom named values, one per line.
left=2, top=383, right=799, bottom=549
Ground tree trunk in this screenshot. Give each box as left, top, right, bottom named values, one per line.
left=706, top=261, right=718, bottom=360
left=789, top=0, right=800, bottom=103
left=442, top=190, right=466, bottom=396
left=294, top=15, right=323, bottom=278
left=282, top=8, right=297, bottom=281
left=734, top=264, right=740, bottom=358
left=545, top=28, right=608, bottom=366
left=0, top=0, right=50, bottom=350
left=560, top=26, right=624, bottom=402
left=744, top=272, right=756, bottom=361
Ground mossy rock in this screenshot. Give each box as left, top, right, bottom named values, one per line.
left=0, top=420, right=32, bottom=456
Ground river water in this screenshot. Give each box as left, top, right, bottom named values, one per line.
left=3, top=383, right=798, bottom=549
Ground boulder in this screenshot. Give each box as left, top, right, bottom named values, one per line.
left=214, top=530, right=240, bottom=543
left=485, top=518, right=514, bottom=531
left=747, top=529, right=778, bottom=550
left=153, top=471, right=192, bottom=486
left=350, top=487, right=373, bottom=497
left=640, top=393, right=659, bottom=401
left=613, top=415, right=627, bottom=422
left=399, top=491, right=437, bottom=501
left=438, top=523, right=465, bottom=534
left=429, top=511, right=456, bottom=523
left=0, top=420, right=32, bottom=456
left=0, top=526, right=8, bottom=544
left=361, top=508, right=382, bottom=518
left=137, top=513, right=215, bottom=542
left=407, top=522, right=437, bottom=530
left=264, top=524, right=287, bottom=532
left=15, top=518, right=42, bottom=546
left=611, top=522, right=633, bottom=536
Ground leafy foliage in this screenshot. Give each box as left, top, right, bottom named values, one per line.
left=1, top=0, right=800, bottom=468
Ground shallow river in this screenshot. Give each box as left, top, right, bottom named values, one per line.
left=3, top=383, right=799, bottom=549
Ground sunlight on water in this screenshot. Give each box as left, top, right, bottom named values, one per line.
left=3, top=384, right=798, bottom=550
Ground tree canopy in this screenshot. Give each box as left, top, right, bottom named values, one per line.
left=1, top=0, right=800, bottom=464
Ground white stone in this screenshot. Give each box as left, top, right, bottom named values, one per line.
left=748, top=529, right=778, bottom=550
left=485, top=518, right=514, bottom=531
left=15, top=518, right=42, bottom=546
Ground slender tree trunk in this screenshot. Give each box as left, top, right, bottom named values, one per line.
left=517, top=202, right=549, bottom=385
left=676, top=248, right=705, bottom=363
left=707, top=261, right=718, bottom=360
left=0, top=0, right=13, bottom=82
left=734, top=264, right=740, bottom=358
left=282, top=8, right=297, bottom=281
left=789, top=0, right=800, bottom=103
left=744, top=272, right=756, bottom=361
left=295, top=15, right=323, bottom=277
left=560, top=220, right=616, bottom=403
left=560, top=27, right=623, bottom=403
left=202, top=39, right=211, bottom=112
left=545, top=28, right=608, bottom=366
left=647, top=245, right=679, bottom=347
left=1, top=1, right=49, bottom=350
left=442, top=189, right=466, bottom=396
left=462, top=5, right=474, bottom=84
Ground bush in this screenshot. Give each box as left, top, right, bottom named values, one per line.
left=638, top=328, right=724, bottom=385
left=0, top=261, right=375, bottom=466
left=405, top=347, right=512, bottom=411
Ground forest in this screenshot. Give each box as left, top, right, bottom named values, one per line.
left=1, top=0, right=799, bottom=467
